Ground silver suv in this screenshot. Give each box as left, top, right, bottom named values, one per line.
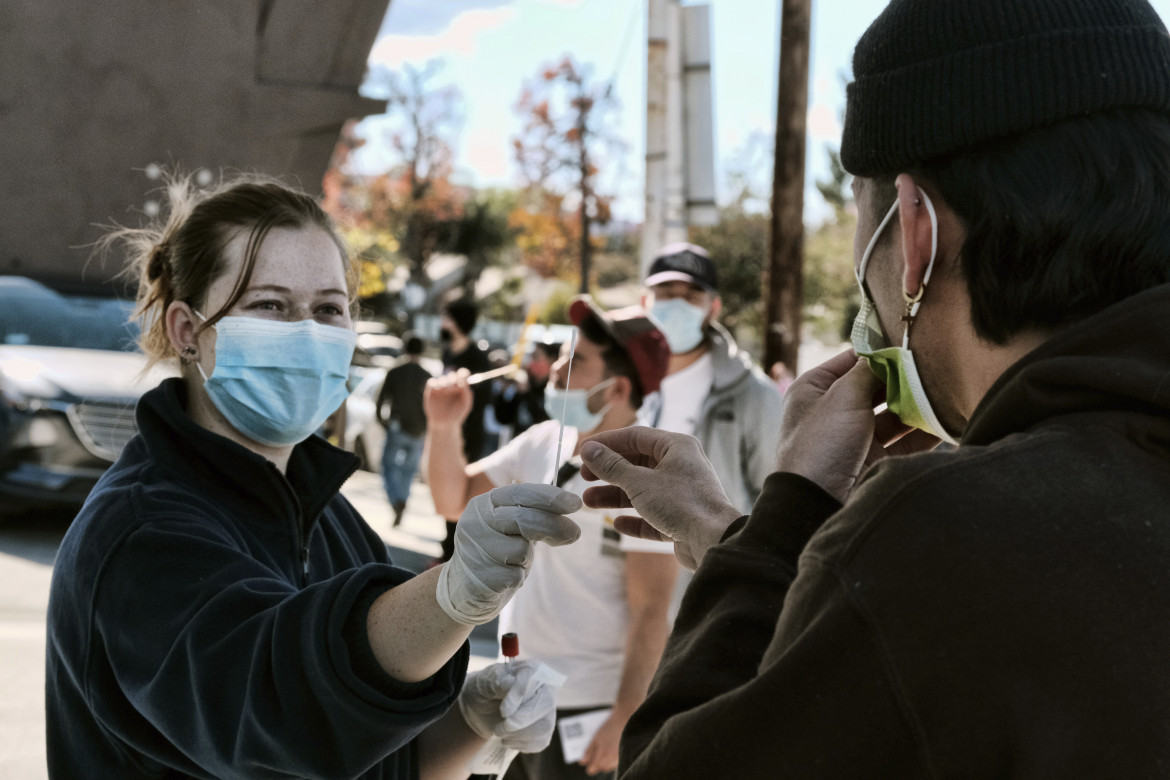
left=0, top=277, right=175, bottom=518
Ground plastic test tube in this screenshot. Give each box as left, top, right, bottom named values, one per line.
left=489, top=633, right=521, bottom=780
left=550, top=328, right=578, bottom=484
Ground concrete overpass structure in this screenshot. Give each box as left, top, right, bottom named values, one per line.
left=0, top=0, right=391, bottom=296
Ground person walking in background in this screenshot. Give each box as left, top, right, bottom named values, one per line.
left=426, top=298, right=676, bottom=780
left=376, top=332, right=432, bottom=526
left=437, top=297, right=491, bottom=563
left=640, top=243, right=784, bottom=514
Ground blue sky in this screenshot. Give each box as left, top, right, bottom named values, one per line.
left=354, top=0, right=1170, bottom=224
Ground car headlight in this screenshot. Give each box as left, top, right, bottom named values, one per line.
left=1, top=358, right=61, bottom=404
left=24, top=417, right=60, bottom=448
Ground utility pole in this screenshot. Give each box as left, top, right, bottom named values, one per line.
left=644, top=0, right=688, bottom=275
left=578, top=106, right=592, bottom=294
left=765, top=0, right=811, bottom=373
left=644, top=0, right=716, bottom=276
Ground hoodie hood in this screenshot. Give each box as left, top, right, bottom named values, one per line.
left=706, top=322, right=756, bottom=394
left=964, top=283, right=1170, bottom=446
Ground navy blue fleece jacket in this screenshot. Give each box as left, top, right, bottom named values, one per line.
left=46, top=378, right=469, bottom=779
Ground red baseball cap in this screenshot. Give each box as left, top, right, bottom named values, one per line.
left=568, top=296, right=670, bottom=396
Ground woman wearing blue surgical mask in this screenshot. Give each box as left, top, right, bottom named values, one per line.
left=45, top=173, right=582, bottom=780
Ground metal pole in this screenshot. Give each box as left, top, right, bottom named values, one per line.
left=644, top=0, right=668, bottom=275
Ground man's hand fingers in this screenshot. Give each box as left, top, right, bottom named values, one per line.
left=795, top=349, right=863, bottom=393
left=581, top=485, right=632, bottom=510
left=827, top=356, right=883, bottom=407
left=613, top=515, right=670, bottom=543
left=578, top=440, right=639, bottom=488
left=873, top=407, right=914, bottom=445
left=580, top=427, right=677, bottom=472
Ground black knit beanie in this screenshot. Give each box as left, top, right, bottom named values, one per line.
left=841, top=0, right=1170, bottom=176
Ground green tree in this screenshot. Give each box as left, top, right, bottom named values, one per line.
left=325, top=63, right=526, bottom=322
left=689, top=207, right=770, bottom=344
left=452, top=188, right=518, bottom=298
left=803, top=209, right=859, bottom=345
left=689, top=143, right=859, bottom=359
left=364, top=61, right=466, bottom=290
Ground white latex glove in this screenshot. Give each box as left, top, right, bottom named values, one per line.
left=436, top=484, right=582, bottom=626
left=458, top=661, right=560, bottom=752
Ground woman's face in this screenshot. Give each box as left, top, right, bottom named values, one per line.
left=206, top=226, right=351, bottom=323
left=196, top=225, right=352, bottom=363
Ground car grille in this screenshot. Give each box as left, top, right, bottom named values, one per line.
left=66, top=401, right=139, bottom=461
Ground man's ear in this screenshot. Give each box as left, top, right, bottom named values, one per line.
left=608, top=375, right=633, bottom=406
left=708, top=294, right=722, bottom=322
left=895, top=173, right=935, bottom=298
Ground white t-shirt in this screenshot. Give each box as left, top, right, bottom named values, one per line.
left=477, top=420, right=674, bottom=708
left=655, top=351, right=714, bottom=435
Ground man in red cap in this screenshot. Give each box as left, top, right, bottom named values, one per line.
left=424, top=297, right=675, bottom=780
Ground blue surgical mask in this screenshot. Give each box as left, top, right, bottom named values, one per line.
left=196, top=315, right=356, bottom=447
left=850, top=191, right=957, bottom=445
left=650, top=299, right=708, bottom=354
left=544, top=378, right=615, bottom=433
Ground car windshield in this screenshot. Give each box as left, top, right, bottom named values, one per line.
left=0, top=277, right=140, bottom=352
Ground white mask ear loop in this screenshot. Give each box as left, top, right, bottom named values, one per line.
left=856, top=199, right=901, bottom=286
left=584, top=378, right=617, bottom=427
left=901, top=189, right=940, bottom=349
left=189, top=308, right=211, bottom=380
left=586, top=377, right=616, bottom=401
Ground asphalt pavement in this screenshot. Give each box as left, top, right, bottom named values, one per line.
left=0, top=471, right=497, bottom=780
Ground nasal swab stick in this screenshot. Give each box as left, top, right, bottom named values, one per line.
left=550, top=327, right=578, bottom=484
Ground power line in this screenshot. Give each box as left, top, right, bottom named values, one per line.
left=605, top=0, right=642, bottom=97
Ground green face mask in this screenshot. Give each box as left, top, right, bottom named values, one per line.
left=850, top=191, right=958, bottom=445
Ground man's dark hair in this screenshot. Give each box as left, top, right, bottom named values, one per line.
left=534, top=341, right=561, bottom=362
left=875, top=109, right=1170, bottom=344
left=404, top=333, right=424, bottom=356
left=443, top=299, right=478, bottom=336
left=578, top=314, right=646, bottom=410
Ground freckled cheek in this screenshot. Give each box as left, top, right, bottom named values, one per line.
left=202, top=329, right=218, bottom=367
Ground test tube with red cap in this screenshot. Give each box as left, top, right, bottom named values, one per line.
left=489, top=633, right=522, bottom=779
left=501, top=632, right=519, bottom=664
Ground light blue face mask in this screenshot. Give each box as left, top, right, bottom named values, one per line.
left=543, top=378, right=614, bottom=434
left=650, top=299, right=708, bottom=354
left=196, top=315, right=357, bottom=447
